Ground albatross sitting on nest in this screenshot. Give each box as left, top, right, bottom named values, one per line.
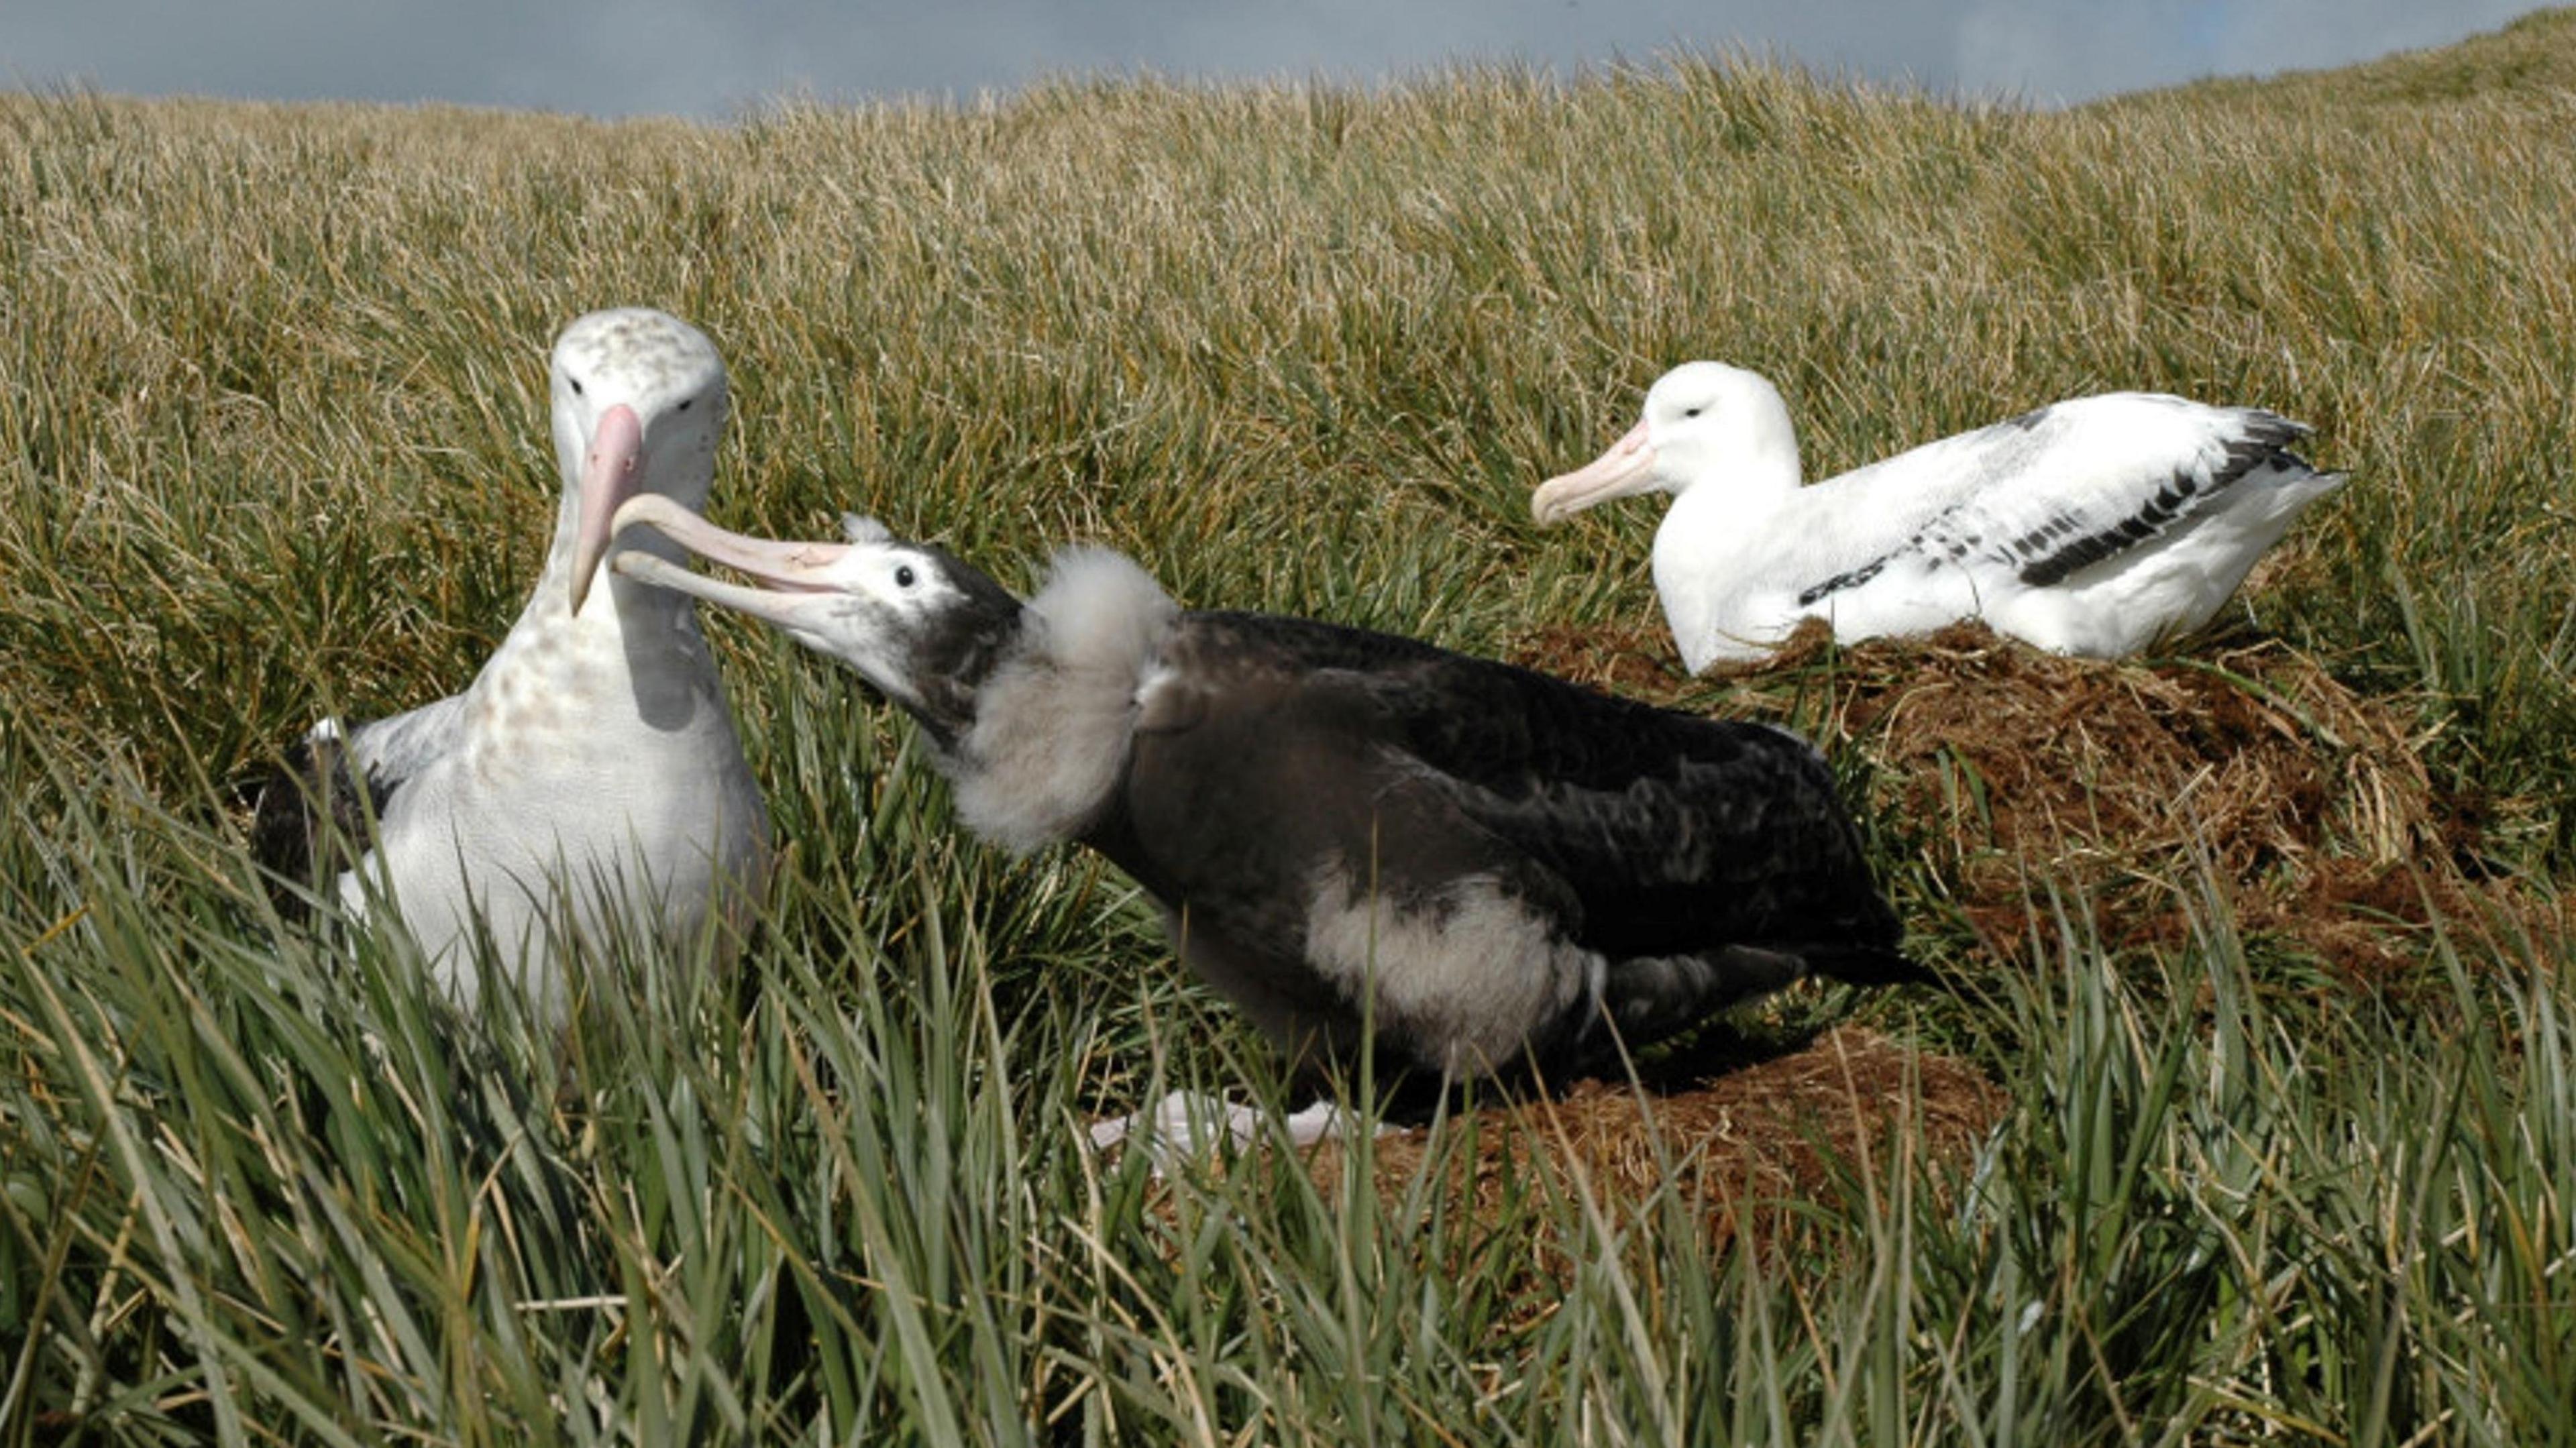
left=1534, top=361, right=2347, bottom=671
left=252, top=309, right=771, bottom=1011
left=610, top=497, right=1919, bottom=1097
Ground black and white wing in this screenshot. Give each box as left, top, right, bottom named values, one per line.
left=1796, top=396, right=2319, bottom=607
left=247, top=693, right=464, bottom=919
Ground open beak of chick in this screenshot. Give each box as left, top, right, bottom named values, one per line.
left=606, top=492, right=872, bottom=636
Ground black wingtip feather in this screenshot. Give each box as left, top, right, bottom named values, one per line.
left=2017, top=411, right=2316, bottom=588
left=246, top=729, right=383, bottom=923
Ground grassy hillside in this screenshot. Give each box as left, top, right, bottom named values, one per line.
left=3, top=11, right=2574, bottom=1443
left=2172, top=6, right=2576, bottom=107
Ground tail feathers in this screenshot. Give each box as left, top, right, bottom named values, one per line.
left=1580, top=938, right=1934, bottom=1068
left=1799, top=941, right=1939, bottom=989
left=1594, top=944, right=1809, bottom=1050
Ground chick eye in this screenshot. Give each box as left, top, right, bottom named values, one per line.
left=894, top=565, right=917, bottom=589
left=675, top=398, right=693, bottom=413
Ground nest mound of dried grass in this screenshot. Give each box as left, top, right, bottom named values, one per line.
left=1513, top=616, right=2540, bottom=977
left=1297, top=1026, right=2006, bottom=1254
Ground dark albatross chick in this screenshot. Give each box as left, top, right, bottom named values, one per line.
left=611, top=497, right=1919, bottom=1089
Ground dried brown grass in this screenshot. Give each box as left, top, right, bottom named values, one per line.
left=1297, top=1026, right=2005, bottom=1255
left=1515, top=616, right=2562, bottom=979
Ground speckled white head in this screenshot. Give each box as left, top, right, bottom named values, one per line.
left=1531, top=361, right=1801, bottom=522
left=549, top=309, right=729, bottom=615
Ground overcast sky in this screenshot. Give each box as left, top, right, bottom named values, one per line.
left=0, top=1, right=2550, bottom=118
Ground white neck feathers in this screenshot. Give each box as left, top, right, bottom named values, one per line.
left=951, top=547, right=1177, bottom=852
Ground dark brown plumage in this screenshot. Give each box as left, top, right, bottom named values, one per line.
left=610, top=501, right=1920, bottom=1087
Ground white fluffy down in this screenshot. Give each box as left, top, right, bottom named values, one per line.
left=951, top=547, right=1177, bottom=852
left=1302, top=865, right=1597, bottom=1078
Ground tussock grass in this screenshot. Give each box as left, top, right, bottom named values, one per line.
left=5, top=13, right=2576, bottom=1440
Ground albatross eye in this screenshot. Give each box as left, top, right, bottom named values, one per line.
left=894, top=564, right=917, bottom=589
left=569, top=376, right=586, bottom=398
left=1682, top=405, right=1705, bottom=419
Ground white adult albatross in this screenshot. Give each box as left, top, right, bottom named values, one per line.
left=252, top=308, right=771, bottom=1011
left=1534, top=361, right=2347, bottom=671
left=608, top=500, right=1921, bottom=1094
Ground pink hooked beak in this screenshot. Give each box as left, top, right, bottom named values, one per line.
left=568, top=403, right=644, bottom=616
left=1531, top=420, right=1659, bottom=524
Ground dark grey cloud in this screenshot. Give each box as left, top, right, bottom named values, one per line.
left=0, top=1, right=2549, bottom=118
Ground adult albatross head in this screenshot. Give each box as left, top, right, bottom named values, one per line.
left=606, top=496, right=1026, bottom=745
left=551, top=309, right=731, bottom=616
left=1531, top=361, right=1803, bottom=523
